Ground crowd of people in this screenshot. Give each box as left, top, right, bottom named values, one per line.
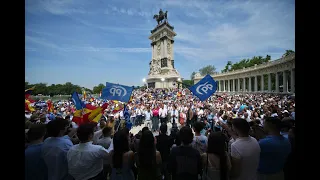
left=25, top=88, right=296, bottom=180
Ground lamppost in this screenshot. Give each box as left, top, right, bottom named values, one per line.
left=161, top=78, right=165, bottom=89
left=177, top=78, right=181, bottom=89
left=142, top=78, right=148, bottom=89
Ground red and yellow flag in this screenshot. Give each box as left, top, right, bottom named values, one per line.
left=47, top=100, right=54, bottom=112
left=25, top=99, right=35, bottom=112
left=83, top=90, right=87, bottom=100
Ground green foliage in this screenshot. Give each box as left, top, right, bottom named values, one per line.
left=182, top=80, right=193, bottom=88
left=199, top=65, right=216, bottom=76
left=221, top=54, right=272, bottom=72
left=25, top=82, right=92, bottom=96
left=92, top=83, right=105, bottom=94
left=283, top=50, right=295, bottom=57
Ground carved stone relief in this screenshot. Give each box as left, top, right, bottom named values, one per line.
left=157, top=42, right=161, bottom=58
left=149, top=59, right=161, bottom=75
left=167, top=41, right=171, bottom=54
left=161, top=58, right=168, bottom=67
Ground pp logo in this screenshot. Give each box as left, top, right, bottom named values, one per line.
left=196, top=81, right=213, bottom=95
left=110, top=86, right=127, bottom=97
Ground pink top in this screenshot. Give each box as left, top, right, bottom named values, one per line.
left=153, top=109, right=159, bottom=116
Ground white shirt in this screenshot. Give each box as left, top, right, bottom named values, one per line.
left=67, top=141, right=113, bottom=180
left=159, top=108, right=167, bottom=118
left=136, top=108, right=142, bottom=115
left=145, top=111, right=152, bottom=121
left=231, top=136, right=260, bottom=180
left=92, top=129, right=103, bottom=144
left=171, top=109, right=179, bottom=122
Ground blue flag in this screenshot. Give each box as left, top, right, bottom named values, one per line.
left=123, top=104, right=130, bottom=121
left=71, top=92, right=85, bottom=110
left=101, top=82, right=134, bottom=102
left=189, top=74, right=217, bottom=101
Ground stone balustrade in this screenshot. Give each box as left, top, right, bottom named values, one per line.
left=193, top=53, right=295, bottom=94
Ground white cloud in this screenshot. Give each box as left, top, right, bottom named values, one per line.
left=26, top=0, right=294, bottom=72
left=163, top=0, right=295, bottom=67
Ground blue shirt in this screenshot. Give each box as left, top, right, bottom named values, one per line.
left=258, top=135, right=291, bottom=174
left=42, top=136, right=73, bottom=180
left=25, top=143, right=48, bottom=180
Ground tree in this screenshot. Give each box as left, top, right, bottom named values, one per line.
left=283, top=50, right=295, bottom=57
left=265, top=55, right=271, bottom=61
left=222, top=61, right=232, bottom=73
left=182, top=80, right=193, bottom=88
left=199, top=65, right=216, bottom=76
left=25, top=82, right=89, bottom=96
left=93, top=83, right=105, bottom=94
left=190, top=71, right=196, bottom=80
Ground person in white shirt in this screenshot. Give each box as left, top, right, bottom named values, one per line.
left=242, top=112, right=252, bottom=122
left=144, top=107, right=152, bottom=129
left=159, top=104, right=167, bottom=124
left=96, top=126, right=113, bottom=178
left=136, top=106, right=143, bottom=126
left=171, top=105, right=179, bottom=125
left=226, top=118, right=260, bottom=180
left=67, top=123, right=114, bottom=180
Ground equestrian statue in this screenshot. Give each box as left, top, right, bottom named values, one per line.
left=153, top=9, right=168, bottom=25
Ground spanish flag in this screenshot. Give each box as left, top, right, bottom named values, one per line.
left=72, top=103, right=109, bottom=125
left=88, top=103, right=109, bottom=121
left=83, top=90, right=87, bottom=100
left=112, top=103, right=124, bottom=114
left=25, top=99, right=35, bottom=112
left=72, top=111, right=91, bottom=125
left=47, top=100, right=54, bottom=112
left=25, top=86, right=35, bottom=99
left=129, top=95, right=133, bottom=103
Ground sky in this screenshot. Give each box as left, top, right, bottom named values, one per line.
left=25, top=0, right=295, bottom=89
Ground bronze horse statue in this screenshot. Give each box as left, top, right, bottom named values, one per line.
left=153, top=10, right=168, bottom=25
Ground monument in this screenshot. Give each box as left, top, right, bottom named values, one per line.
left=146, top=9, right=182, bottom=89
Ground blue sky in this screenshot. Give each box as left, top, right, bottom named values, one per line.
left=25, top=0, right=295, bottom=89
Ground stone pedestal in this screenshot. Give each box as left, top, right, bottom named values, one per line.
left=146, top=21, right=181, bottom=89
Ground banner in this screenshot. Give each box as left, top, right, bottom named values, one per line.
left=189, top=74, right=217, bottom=101
left=101, top=82, right=134, bottom=102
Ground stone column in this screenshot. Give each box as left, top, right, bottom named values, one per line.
left=243, top=78, right=246, bottom=92
left=291, top=69, right=295, bottom=93
left=163, top=39, right=167, bottom=58
left=151, top=45, right=154, bottom=59
left=268, top=74, right=271, bottom=92
left=170, top=40, right=174, bottom=60
left=161, top=41, right=165, bottom=58
left=219, top=81, right=222, bottom=92
left=233, top=79, right=235, bottom=92
left=237, top=79, right=240, bottom=92
left=248, top=77, right=252, bottom=92
left=254, top=76, right=258, bottom=92
left=216, top=81, right=219, bottom=92
left=275, top=72, right=279, bottom=93
left=152, top=45, right=156, bottom=59
left=283, top=71, right=287, bottom=93
left=261, top=75, right=264, bottom=92
left=228, top=80, right=231, bottom=92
